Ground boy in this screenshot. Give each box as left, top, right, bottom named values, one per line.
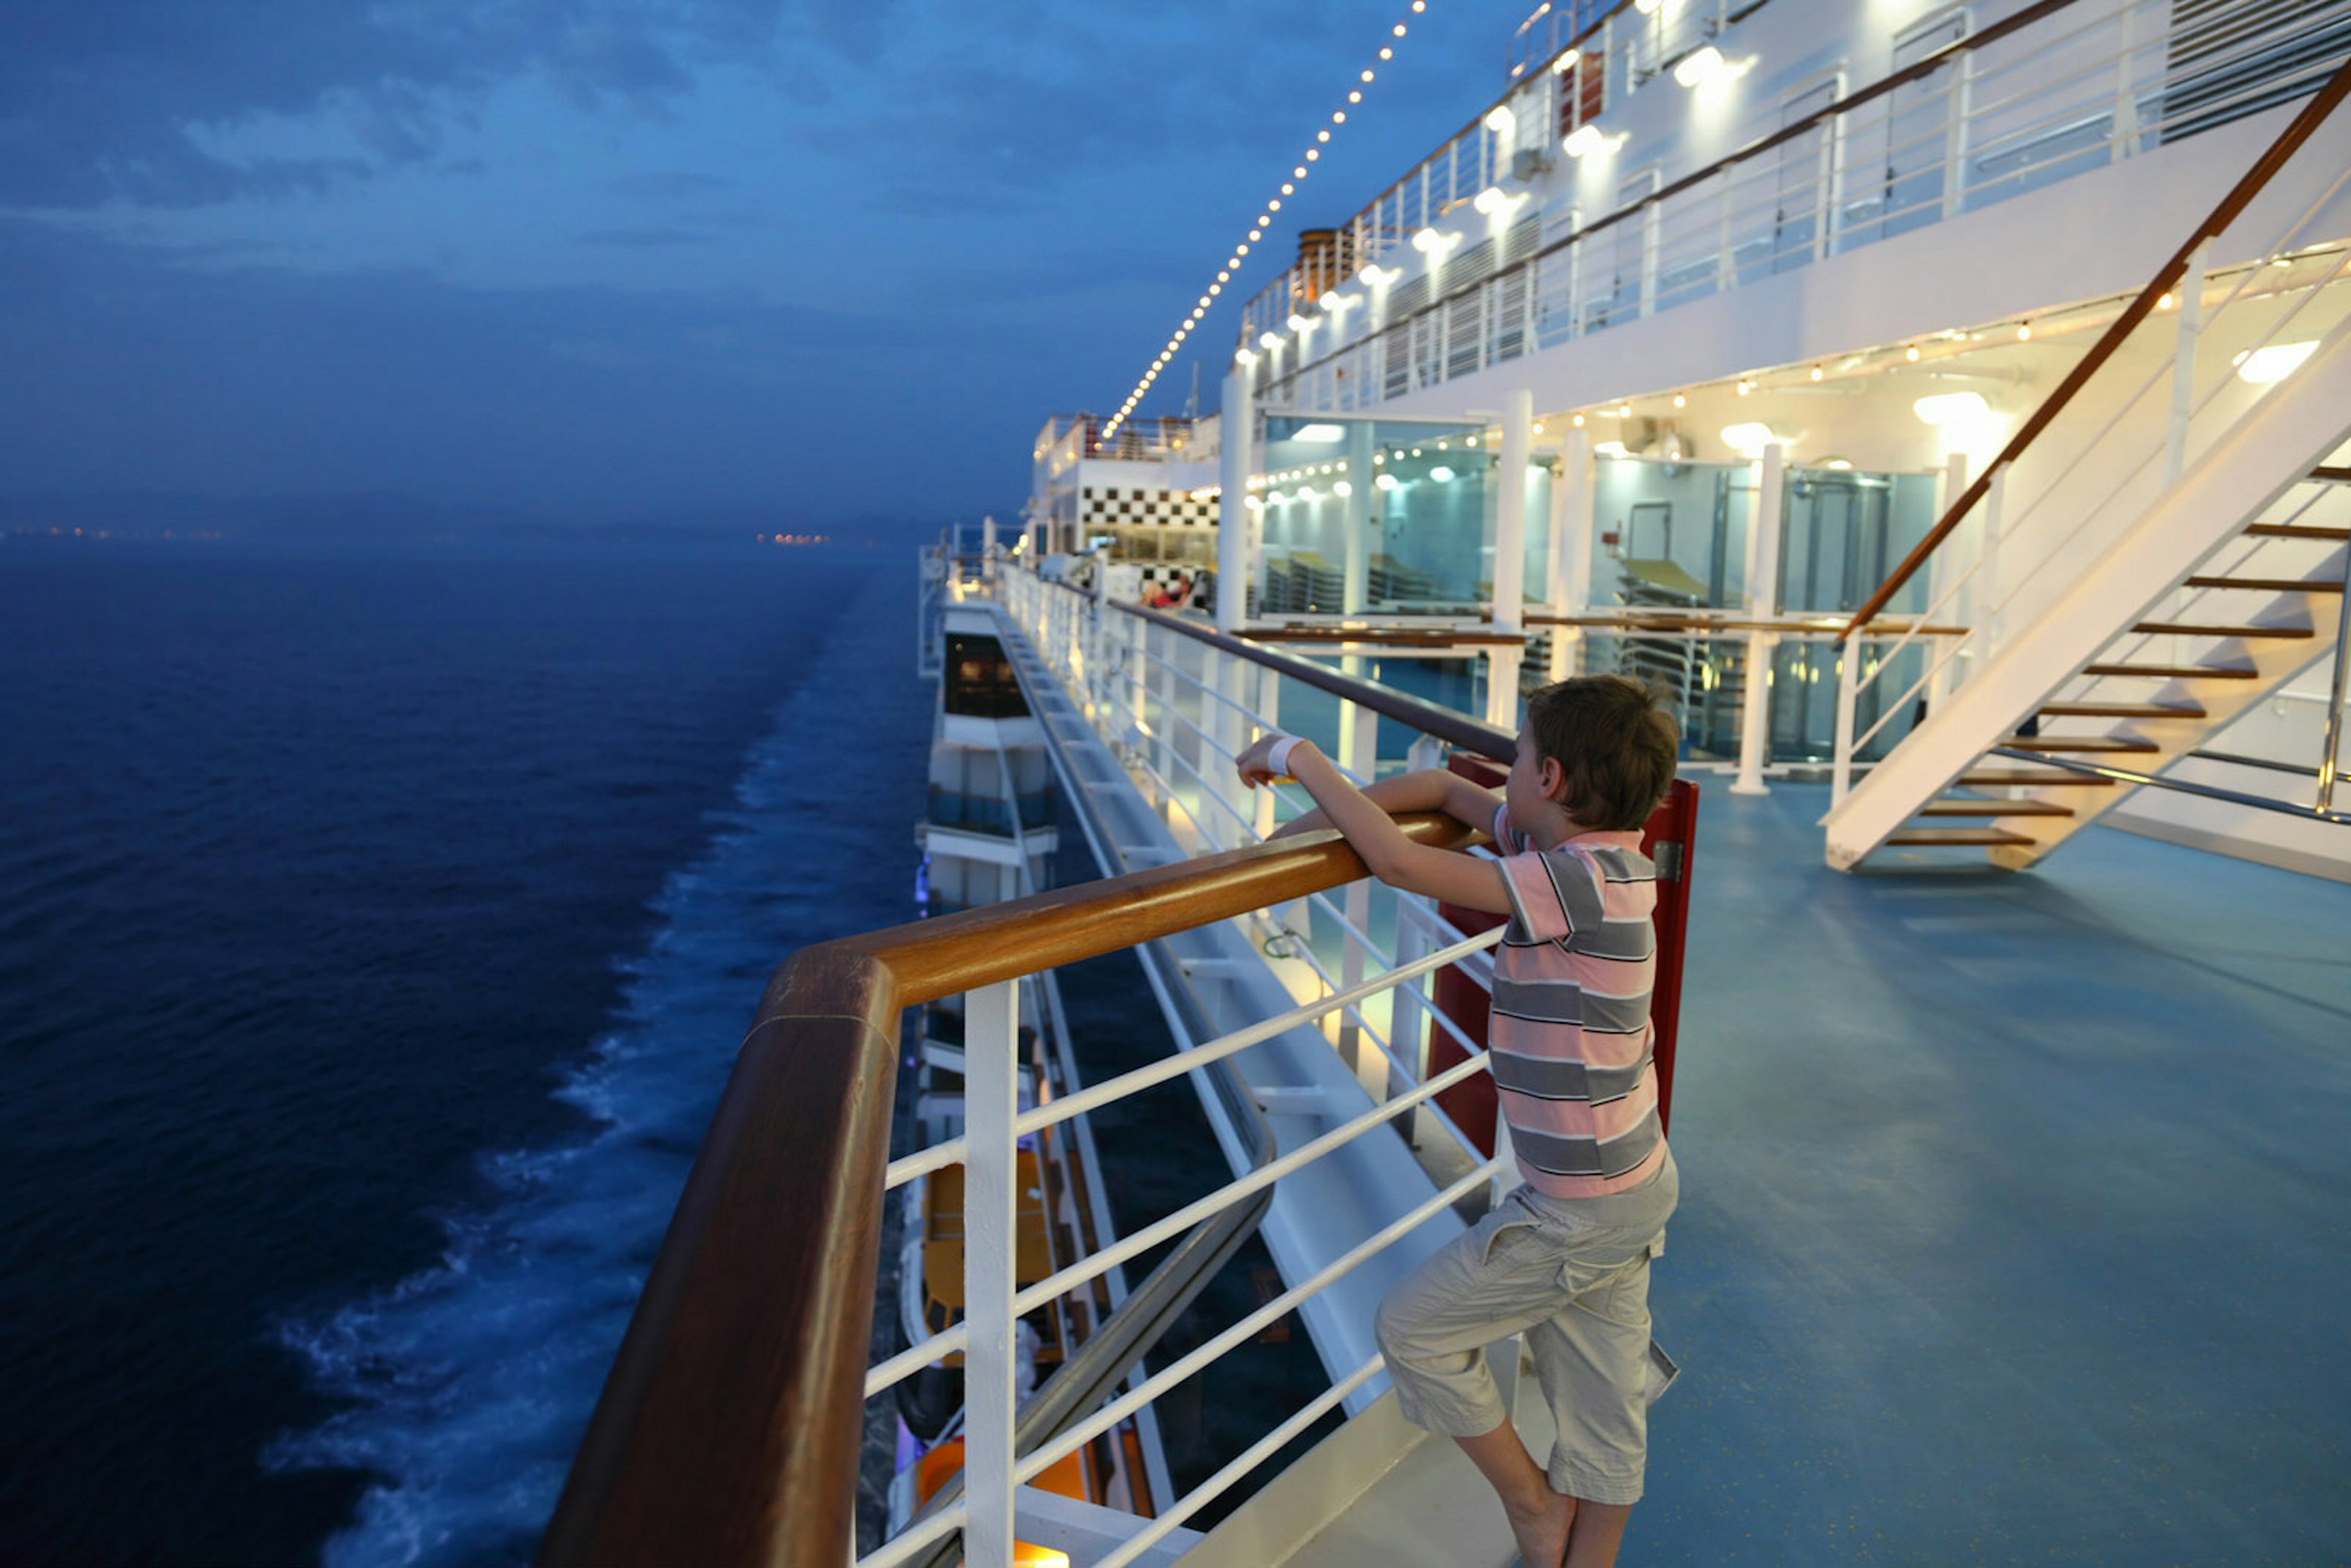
left=1233, top=675, right=1680, bottom=1568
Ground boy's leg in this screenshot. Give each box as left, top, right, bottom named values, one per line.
left=1562, top=1499, right=1633, bottom=1567
left=1377, top=1212, right=1588, bottom=1567
left=1455, top=1422, right=1575, bottom=1568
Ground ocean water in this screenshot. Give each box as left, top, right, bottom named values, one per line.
left=0, top=539, right=932, bottom=1566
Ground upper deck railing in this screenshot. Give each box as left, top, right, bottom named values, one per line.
left=1242, top=0, right=2351, bottom=412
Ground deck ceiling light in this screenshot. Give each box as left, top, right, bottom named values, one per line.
left=1913, top=391, right=1990, bottom=426
left=1483, top=104, right=1517, bottom=139
left=1429, top=465, right=1457, bottom=482
left=2234, top=340, right=2317, bottom=384
left=1721, top=422, right=1789, bottom=457
left=1374, top=472, right=1400, bottom=490
left=1291, top=422, right=1347, bottom=443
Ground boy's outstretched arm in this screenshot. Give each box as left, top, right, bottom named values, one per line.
left=1237, top=733, right=1515, bottom=916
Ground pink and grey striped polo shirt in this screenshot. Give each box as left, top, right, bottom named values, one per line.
left=1487, top=805, right=1666, bottom=1198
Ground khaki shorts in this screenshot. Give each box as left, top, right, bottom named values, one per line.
left=1373, top=1151, right=1678, bottom=1506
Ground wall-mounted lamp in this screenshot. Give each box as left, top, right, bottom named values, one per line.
left=1258, top=331, right=1283, bottom=351
left=1913, top=391, right=1990, bottom=426
left=1429, top=465, right=1457, bottom=482
left=1672, top=45, right=1750, bottom=89
left=1720, top=422, right=1790, bottom=457
left=1562, top=122, right=1625, bottom=159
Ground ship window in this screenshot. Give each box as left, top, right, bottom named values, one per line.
left=943, top=632, right=1029, bottom=719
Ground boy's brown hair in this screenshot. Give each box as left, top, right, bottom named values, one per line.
left=1525, top=675, right=1679, bottom=831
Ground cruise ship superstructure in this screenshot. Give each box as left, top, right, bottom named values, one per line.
left=542, top=3, right=2351, bottom=1564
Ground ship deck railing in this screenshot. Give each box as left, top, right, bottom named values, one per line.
left=1243, top=0, right=2351, bottom=412
left=545, top=561, right=1646, bottom=1568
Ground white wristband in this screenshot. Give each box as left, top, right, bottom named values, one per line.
left=1267, top=735, right=1302, bottom=776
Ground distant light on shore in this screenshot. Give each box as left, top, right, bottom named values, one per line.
left=757, top=533, right=832, bottom=546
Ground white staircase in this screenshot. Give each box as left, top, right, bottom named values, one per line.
left=1824, top=321, right=2351, bottom=872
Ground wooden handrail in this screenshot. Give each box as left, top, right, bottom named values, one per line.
left=1839, top=50, right=2351, bottom=637
left=538, top=814, right=1481, bottom=1567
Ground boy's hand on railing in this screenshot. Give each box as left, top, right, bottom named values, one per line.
left=1236, top=732, right=1303, bottom=788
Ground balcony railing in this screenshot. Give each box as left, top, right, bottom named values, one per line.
left=1243, top=0, right=2351, bottom=413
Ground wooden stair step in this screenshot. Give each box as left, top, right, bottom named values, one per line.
left=2036, top=700, right=2205, bottom=719
left=2080, top=662, right=2260, bottom=680
left=1956, top=769, right=2119, bottom=787
left=2129, top=621, right=2316, bottom=639
left=1917, top=798, right=2077, bottom=817
left=2002, top=735, right=2161, bottom=753
left=1884, top=826, right=2038, bottom=847
left=2243, top=522, right=2351, bottom=539
left=2183, top=575, right=2345, bottom=594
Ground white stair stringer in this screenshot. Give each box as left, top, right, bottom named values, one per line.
left=1824, top=324, right=2351, bottom=871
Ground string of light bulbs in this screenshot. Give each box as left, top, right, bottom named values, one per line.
left=1100, top=0, right=1431, bottom=443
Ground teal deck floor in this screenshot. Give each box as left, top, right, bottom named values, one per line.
left=1644, top=785, right=2351, bottom=1566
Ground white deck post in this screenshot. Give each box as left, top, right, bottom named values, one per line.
left=964, top=978, right=1022, bottom=1568
left=1344, top=421, right=1374, bottom=615
left=1548, top=428, right=1592, bottom=681
left=1731, top=443, right=1785, bottom=795
left=1488, top=390, right=1534, bottom=727
left=1218, top=367, right=1256, bottom=634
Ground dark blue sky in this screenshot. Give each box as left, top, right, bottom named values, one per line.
left=0, top=1, right=1510, bottom=533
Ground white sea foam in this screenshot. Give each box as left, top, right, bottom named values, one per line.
left=264, top=571, right=928, bottom=1566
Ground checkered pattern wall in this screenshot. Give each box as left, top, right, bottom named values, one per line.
left=1079, top=487, right=1217, bottom=527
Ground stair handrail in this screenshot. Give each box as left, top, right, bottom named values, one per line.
left=1839, top=51, right=2351, bottom=641
left=536, top=814, right=1480, bottom=1568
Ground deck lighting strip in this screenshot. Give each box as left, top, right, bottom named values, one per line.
left=1098, top=1, right=1433, bottom=444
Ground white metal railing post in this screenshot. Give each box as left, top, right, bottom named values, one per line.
left=964, top=977, right=1022, bottom=1568
left=1218, top=369, right=1254, bottom=635
left=1832, top=633, right=1861, bottom=806
left=2317, top=546, right=2351, bottom=816
left=1981, top=463, right=2009, bottom=650
left=1254, top=662, right=1281, bottom=841
left=1217, top=646, right=1252, bottom=847
left=1341, top=689, right=1380, bottom=1093
left=2164, top=238, right=2211, bottom=487
left=1927, top=451, right=1970, bottom=710
left=1732, top=443, right=1786, bottom=795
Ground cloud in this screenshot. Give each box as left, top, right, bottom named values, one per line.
left=0, top=1, right=792, bottom=209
